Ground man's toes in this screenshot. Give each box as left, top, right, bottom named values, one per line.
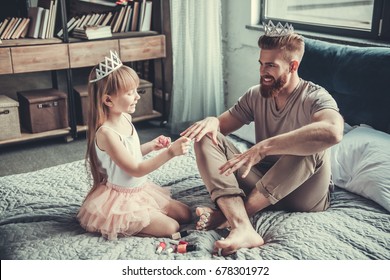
left=196, top=207, right=206, bottom=216
left=196, top=220, right=207, bottom=230
left=196, top=207, right=213, bottom=217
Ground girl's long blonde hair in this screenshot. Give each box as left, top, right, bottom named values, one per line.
left=85, top=64, right=140, bottom=197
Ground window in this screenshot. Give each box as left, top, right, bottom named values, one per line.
left=260, top=0, right=390, bottom=42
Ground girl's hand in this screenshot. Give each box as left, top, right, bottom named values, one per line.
left=152, top=135, right=171, bottom=151
left=168, top=136, right=191, bottom=156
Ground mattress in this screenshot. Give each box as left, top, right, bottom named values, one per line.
left=0, top=137, right=389, bottom=260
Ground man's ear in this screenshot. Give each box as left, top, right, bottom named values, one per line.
left=103, top=94, right=113, bottom=107
left=290, top=60, right=299, bottom=72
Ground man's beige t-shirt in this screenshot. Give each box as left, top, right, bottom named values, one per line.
left=229, top=79, right=339, bottom=163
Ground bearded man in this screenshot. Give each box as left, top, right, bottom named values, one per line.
left=181, top=21, right=344, bottom=256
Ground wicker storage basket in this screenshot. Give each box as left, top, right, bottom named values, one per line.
left=0, top=95, right=21, bottom=141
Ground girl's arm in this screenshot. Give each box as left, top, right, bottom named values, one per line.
left=97, top=127, right=190, bottom=177
left=140, top=135, right=171, bottom=156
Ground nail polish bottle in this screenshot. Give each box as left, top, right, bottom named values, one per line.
left=171, top=230, right=190, bottom=240
left=156, top=242, right=166, bottom=254
left=177, top=243, right=197, bottom=253
left=166, top=245, right=176, bottom=254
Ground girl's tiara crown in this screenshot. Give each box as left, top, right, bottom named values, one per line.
left=89, top=50, right=123, bottom=83
left=263, top=20, right=294, bottom=37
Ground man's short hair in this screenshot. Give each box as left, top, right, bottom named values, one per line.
left=258, top=33, right=305, bottom=62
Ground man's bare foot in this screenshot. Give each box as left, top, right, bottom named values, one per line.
left=195, top=206, right=230, bottom=230
left=215, top=226, right=264, bottom=256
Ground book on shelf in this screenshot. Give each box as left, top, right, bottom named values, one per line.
left=120, top=5, right=132, bottom=33
left=0, top=17, right=13, bottom=39
left=130, top=0, right=140, bottom=31
left=138, top=0, right=146, bottom=31
left=11, top=18, right=30, bottom=39
left=0, top=18, right=9, bottom=38
left=112, top=6, right=126, bottom=33
left=109, top=9, right=120, bottom=30
left=38, top=8, right=49, bottom=39
left=72, top=24, right=112, bottom=40
left=100, top=11, right=113, bottom=26
left=27, top=6, right=44, bottom=38
left=94, top=13, right=105, bottom=26
left=0, top=17, right=14, bottom=39
left=86, top=13, right=99, bottom=26
left=79, top=13, right=92, bottom=29
left=57, top=16, right=80, bottom=38
left=15, top=18, right=31, bottom=39
left=139, top=0, right=152, bottom=32
left=2, top=17, right=21, bottom=40
left=47, top=0, right=58, bottom=38
left=20, top=19, right=31, bottom=38
left=10, top=18, right=25, bottom=39
left=9, top=18, right=23, bottom=39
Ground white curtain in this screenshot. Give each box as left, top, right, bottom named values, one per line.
left=169, top=0, right=224, bottom=133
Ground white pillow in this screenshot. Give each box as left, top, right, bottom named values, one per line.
left=330, top=126, right=390, bottom=212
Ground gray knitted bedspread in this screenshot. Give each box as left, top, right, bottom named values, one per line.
left=0, top=138, right=389, bottom=260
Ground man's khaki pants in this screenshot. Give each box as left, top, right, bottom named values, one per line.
left=194, top=133, right=332, bottom=212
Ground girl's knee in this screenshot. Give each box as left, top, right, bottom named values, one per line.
left=164, top=219, right=180, bottom=235
left=181, top=205, right=193, bottom=223
left=167, top=201, right=192, bottom=223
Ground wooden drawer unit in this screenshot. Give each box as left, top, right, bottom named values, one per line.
left=11, top=44, right=69, bottom=73
left=68, top=40, right=120, bottom=68
left=120, top=35, right=166, bottom=62
left=0, top=48, right=13, bottom=74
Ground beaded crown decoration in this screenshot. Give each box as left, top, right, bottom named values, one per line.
left=263, top=20, right=294, bottom=37
left=89, top=50, right=123, bottom=83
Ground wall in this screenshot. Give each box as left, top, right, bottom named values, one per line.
left=221, top=0, right=262, bottom=108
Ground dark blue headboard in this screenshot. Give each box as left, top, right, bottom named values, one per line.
left=300, top=38, right=390, bottom=133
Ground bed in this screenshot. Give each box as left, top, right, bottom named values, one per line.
left=0, top=38, right=389, bottom=260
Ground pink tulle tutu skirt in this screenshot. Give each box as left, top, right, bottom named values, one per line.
left=77, top=181, right=171, bottom=240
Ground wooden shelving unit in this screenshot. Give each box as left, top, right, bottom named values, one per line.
left=0, top=0, right=168, bottom=147
left=0, top=128, right=72, bottom=146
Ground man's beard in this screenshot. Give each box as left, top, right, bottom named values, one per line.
left=260, top=74, right=287, bottom=98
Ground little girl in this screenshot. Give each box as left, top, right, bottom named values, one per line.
left=77, top=51, right=192, bottom=240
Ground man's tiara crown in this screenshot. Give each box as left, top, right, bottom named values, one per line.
left=89, top=50, right=123, bottom=83
left=263, top=20, right=294, bottom=37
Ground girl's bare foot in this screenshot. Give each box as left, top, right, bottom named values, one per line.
left=215, top=226, right=264, bottom=256
left=195, top=206, right=230, bottom=230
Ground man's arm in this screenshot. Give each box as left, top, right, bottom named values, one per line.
left=219, top=108, right=344, bottom=177
left=181, top=111, right=245, bottom=144
left=218, top=111, right=245, bottom=136
left=259, top=108, right=344, bottom=156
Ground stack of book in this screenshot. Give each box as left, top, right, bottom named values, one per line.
left=27, top=0, right=58, bottom=39
left=72, top=25, right=112, bottom=40
left=57, top=11, right=112, bottom=38
left=57, top=0, right=153, bottom=39
left=0, top=17, right=31, bottom=40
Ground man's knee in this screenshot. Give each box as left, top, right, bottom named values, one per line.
left=194, top=133, right=225, bottom=156
left=193, top=134, right=211, bottom=154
